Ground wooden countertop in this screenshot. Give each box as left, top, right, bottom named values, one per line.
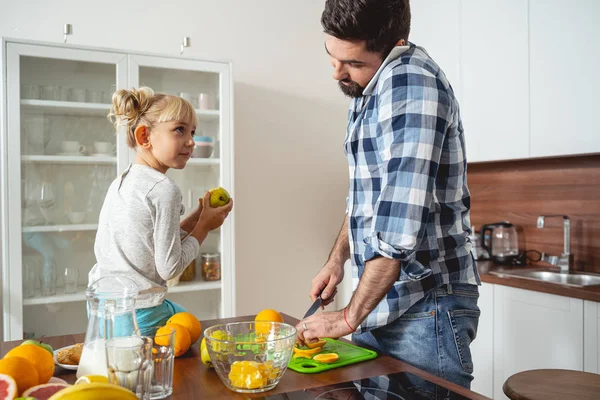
left=478, top=261, right=600, bottom=302
left=0, top=314, right=490, bottom=399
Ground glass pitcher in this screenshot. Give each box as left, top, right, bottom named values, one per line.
left=77, top=276, right=139, bottom=378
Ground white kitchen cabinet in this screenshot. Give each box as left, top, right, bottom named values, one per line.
left=470, top=282, right=494, bottom=398
left=459, top=0, right=529, bottom=162
left=409, top=0, right=461, bottom=102
left=584, top=300, right=599, bottom=373
left=493, top=285, right=584, bottom=399
left=529, top=0, right=600, bottom=157
left=1, top=39, right=235, bottom=340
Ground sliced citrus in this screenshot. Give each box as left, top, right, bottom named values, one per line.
left=293, top=345, right=323, bottom=357
left=305, top=339, right=327, bottom=349
left=75, top=375, right=109, bottom=385
left=0, top=373, right=17, bottom=400
left=313, top=353, right=339, bottom=364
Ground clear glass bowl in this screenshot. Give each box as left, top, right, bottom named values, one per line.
left=204, top=321, right=297, bottom=393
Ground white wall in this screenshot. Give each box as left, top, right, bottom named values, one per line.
left=0, top=0, right=350, bottom=322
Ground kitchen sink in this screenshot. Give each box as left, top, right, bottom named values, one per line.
left=490, top=269, right=600, bottom=287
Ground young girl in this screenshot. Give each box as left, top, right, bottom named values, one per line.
left=88, top=87, right=233, bottom=329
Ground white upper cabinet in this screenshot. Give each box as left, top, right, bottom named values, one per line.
left=529, top=0, right=600, bottom=157
left=410, top=0, right=461, bottom=100
left=460, top=0, right=529, bottom=162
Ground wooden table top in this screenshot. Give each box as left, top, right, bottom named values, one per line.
left=0, top=314, right=490, bottom=399
left=503, top=369, right=600, bottom=400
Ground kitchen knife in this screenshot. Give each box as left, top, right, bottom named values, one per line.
left=303, top=296, right=322, bottom=319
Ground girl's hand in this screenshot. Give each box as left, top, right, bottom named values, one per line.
left=194, top=191, right=233, bottom=233
left=192, top=197, right=203, bottom=219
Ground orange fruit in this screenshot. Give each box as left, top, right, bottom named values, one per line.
left=0, top=356, right=39, bottom=394
left=293, top=346, right=323, bottom=357
left=154, top=326, right=176, bottom=347
left=254, top=309, right=284, bottom=335
left=164, top=323, right=191, bottom=357
left=313, top=353, right=339, bottom=364
left=305, top=339, right=327, bottom=349
left=166, top=312, right=202, bottom=344
left=5, top=344, right=55, bottom=384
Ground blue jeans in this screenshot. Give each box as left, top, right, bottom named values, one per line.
left=135, top=299, right=187, bottom=329
left=352, top=283, right=480, bottom=399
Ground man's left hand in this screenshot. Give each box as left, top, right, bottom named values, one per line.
left=295, top=310, right=354, bottom=345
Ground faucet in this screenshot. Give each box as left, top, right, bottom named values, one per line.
left=536, top=215, right=574, bottom=273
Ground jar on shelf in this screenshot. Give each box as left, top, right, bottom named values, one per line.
left=201, top=253, right=221, bottom=281
left=179, top=259, right=196, bottom=282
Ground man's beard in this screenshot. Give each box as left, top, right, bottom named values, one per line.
left=338, top=79, right=365, bottom=98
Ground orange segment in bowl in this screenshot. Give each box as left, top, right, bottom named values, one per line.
left=228, top=361, right=277, bottom=390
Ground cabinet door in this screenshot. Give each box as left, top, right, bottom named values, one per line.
left=494, top=286, right=584, bottom=399
left=584, top=301, right=599, bottom=373
left=128, top=55, right=234, bottom=319
left=529, top=0, right=600, bottom=157
left=2, top=41, right=127, bottom=340
left=470, top=282, right=494, bottom=398
left=410, top=0, right=461, bottom=100
left=460, top=0, right=529, bottom=162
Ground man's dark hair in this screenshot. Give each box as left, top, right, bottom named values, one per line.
left=321, top=0, right=411, bottom=55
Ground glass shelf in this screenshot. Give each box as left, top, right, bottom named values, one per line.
left=22, top=224, right=98, bottom=233
left=22, top=155, right=116, bottom=165
left=186, top=158, right=220, bottom=166
left=23, top=280, right=222, bottom=306
left=195, top=109, right=220, bottom=121
left=21, top=99, right=111, bottom=117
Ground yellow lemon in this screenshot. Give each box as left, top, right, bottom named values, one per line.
left=75, top=375, right=109, bottom=385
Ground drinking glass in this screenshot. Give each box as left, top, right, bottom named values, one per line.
left=40, top=259, right=56, bottom=296
left=106, top=336, right=153, bottom=399
left=38, top=181, right=55, bottom=225
left=134, top=326, right=175, bottom=399
left=23, top=261, right=39, bottom=298
left=64, top=265, right=79, bottom=294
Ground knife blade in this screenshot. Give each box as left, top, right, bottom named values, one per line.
left=303, top=296, right=323, bottom=319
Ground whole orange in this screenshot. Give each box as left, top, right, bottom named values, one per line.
left=153, top=326, right=176, bottom=348
left=164, top=323, right=191, bottom=357
left=166, top=312, right=202, bottom=344
left=254, top=309, right=284, bottom=335
left=5, top=344, right=55, bottom=384
left=0, top=356, right=39, bottom=394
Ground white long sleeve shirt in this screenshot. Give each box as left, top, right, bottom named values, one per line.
left=89, top=163, right=200, bottom=309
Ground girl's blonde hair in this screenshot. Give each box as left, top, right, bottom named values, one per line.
left=108, top=87, right=197, bottom=148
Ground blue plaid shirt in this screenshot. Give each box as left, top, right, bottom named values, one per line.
left=345, top=44, right=480, bottom=333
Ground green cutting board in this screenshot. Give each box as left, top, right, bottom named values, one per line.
left=287, top=338, right=377, bottom=374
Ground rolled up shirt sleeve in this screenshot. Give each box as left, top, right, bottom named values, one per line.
left=363, top=67, right=448, bottom=274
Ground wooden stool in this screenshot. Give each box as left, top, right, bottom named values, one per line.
left=503, top=369, right=600, bottom=400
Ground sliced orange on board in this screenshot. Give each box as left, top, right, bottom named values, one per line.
left=313, top=353, right=339, bottom=364
left=293, top=346, right=323, bottom=358
left=305, top=339, right=327, bottom=349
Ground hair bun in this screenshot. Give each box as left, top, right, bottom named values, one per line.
left=108, top=87, right=155, bottom=128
